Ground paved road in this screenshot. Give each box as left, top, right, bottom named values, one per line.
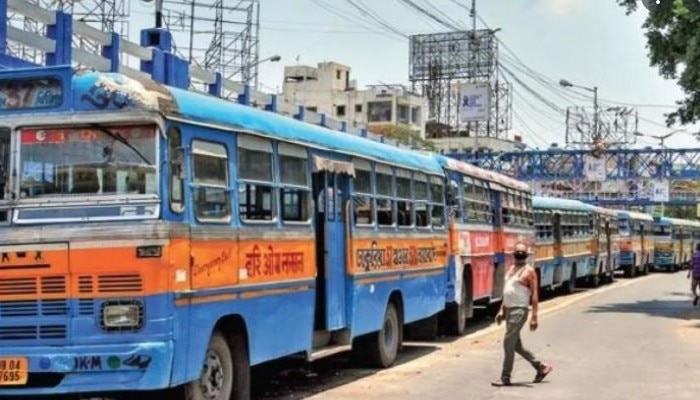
left=253, top=272, right=700, bottom=400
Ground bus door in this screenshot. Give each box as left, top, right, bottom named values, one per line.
left=312, top=169, right=349, bottom=331
left=640, top=222, right=646, bottom=265
left=605, top=219, right=612, bottom=271
left=552, top=212, right=563, bottom=284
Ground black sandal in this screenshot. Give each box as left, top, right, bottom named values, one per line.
left=491, top=378, right=512, bottom=387
left=534, top=364, right=553, bottom=383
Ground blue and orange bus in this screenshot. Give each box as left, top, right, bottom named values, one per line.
left=437, top=156, right=534, bottom=334
left=0, top=65, right=456, bottom=397
left=652, top=217, right=675, bottom=271
left=670, top=218, right=693, bottom=269
left=583, top=204, right=620, bottom=285
left=532, top=197, right=594, bottom=293
left=617, top=210, right=654, bottom=277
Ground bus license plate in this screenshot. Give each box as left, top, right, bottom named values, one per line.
left=0, top=357, right=28, bottom=385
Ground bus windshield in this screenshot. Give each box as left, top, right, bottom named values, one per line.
left=19, top=125, right=157, bottom=199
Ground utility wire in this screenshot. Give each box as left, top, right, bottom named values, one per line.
left=396, top=0, right=459, bottom=31
left=310, top=0, right=405, bottom=40
left=343, top=0, right=408, bottom=39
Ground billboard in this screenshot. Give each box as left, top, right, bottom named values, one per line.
left=459, top=82, right=490, bottom=123
left=409, top=30, right=497, bottom=81
left=583, top=156, right=606, bottom=181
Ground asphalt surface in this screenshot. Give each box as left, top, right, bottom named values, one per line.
left=9, top=271, right=699, bottom=400
left=280, top=271, right=700, bottom=400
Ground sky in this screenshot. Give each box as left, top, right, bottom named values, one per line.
left=127, top=0, right=700, bottom=150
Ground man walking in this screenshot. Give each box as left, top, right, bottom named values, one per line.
left=492, top=242, right=552, bottom=387
left=688, top=243, right=700, bottom=306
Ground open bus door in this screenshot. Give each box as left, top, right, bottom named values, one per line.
left=312, top=169, right=349, bottom=333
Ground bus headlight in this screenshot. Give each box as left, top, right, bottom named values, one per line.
left=101, top=301, right=143, bottom=331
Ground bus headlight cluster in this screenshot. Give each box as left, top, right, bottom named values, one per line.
left=100, top=300, right=144, bottom=331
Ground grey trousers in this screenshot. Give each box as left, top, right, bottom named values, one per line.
left=501, top=307, right=541, bottom=380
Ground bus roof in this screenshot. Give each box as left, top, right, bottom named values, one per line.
left=5, top=71, right=443, bottom=176
left=532, top=196, right=589, bottom=212
left=581, top=203, right=617, bottom=217
left=435, top=155, right=531, bottom=192
left=164, top=86, right=444, bottom=174
left=616, top=210, right=654, bottom=222
left=654, top=216, right=672, bottom=225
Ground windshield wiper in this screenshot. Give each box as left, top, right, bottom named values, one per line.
left=90, top=124, right=153, bottom=166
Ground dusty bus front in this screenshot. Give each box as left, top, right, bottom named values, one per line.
left=0, top=70, right=177, bottom=395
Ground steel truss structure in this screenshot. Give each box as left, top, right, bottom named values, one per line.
left=565, top=106, right=639, bottom=147
left=162, top=0, right=260, bottom=96
left=452, top=148, right=700, bottom=206
left=409, top=30, right=512, bottom=138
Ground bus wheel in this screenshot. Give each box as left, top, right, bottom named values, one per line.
left=589, top=273, right=600, bottom=288
left=446, top=278, right=472, bottom=336
left=564, top=264, right=576, bottom=294
left=185, top=330, right=249, bottom=400
left=366, top=302, right=401, bottom=368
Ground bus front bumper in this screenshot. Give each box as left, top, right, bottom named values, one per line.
left=0, top=341, right=173, bottom=395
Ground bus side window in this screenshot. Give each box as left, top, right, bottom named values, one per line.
left=352, top=159, right=374, bottom=226
left=429, top=175, right=444, bottom=229
left=375, top=164, right=395, bottom=227
left=168, top=126, right=185, bottom=213
left=238, top=135, right=275, bottom=222
left=396, top=169, right=413, bottom=227
left=192, top=140, right=230, bottom=222
left=278, top=142, right=311, bottom=223
left=414, top=173, right=430, bottom=228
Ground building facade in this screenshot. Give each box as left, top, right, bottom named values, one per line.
left=281, top=61, right=427, bottom=138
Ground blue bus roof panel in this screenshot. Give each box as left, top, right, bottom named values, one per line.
left=166, top=86, right=444, bottom=174
left=532, top=196, right=590, bottom=212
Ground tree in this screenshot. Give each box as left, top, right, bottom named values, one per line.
left=367, top=123, right=437, bottom=151
left=617, top=0, right=700, bottom=126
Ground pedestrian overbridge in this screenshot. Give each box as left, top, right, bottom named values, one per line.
left=448, top=147, right=700, bottom=206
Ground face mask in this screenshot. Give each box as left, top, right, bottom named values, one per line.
left=514, top=251, right=528, bottom=261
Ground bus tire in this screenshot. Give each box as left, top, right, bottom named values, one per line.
left=564, top=264, right=576, bottom=294
left=184, top=330, right=249, bottom=400
left=365, top=302, right=401, bottom=368
left=446, top=275, right=472, bottom=336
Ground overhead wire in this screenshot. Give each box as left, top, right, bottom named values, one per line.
left=396, top=0, right=460, bottom=31
left=342, top=0, right=409, bottom=39
left=308, top=0, right=407, bottom=40
left=420, top=0, right=463, bottom=29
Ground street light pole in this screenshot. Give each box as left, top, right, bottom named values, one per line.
left=246, top=55, right=282, bottom=89
left=155, top=0, right=163, bottom=28
left=592, top=86, right=599, bottom=143
left=559, top=79, right=600, bottom=144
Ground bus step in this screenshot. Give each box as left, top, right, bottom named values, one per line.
left=308, top=344, right=352, bottom=362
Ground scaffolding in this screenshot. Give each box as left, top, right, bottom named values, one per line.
left=409, top=29, right=512, bottom=139
left=162, top=0, right=260, bottom=97
left=565, top=106, right=639, bottom=147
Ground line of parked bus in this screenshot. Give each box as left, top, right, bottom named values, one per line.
left=2, top=67, right=700, bottom=400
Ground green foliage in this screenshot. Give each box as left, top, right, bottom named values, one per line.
left=368, top=124, right=437, bottom=151
left=617, top=0, right=700, bottom=126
